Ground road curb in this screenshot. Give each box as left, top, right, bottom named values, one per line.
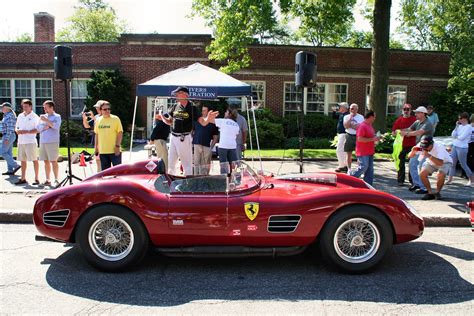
left=0, top=211, right=470, bottom=227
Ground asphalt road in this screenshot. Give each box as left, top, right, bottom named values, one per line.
left=1, top=225, right=473, bottom=314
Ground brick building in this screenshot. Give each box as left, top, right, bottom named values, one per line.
left=0, top=13, right=450, bottom=136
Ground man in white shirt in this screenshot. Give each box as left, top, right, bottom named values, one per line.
left=15, top=99, right=40, bottom=185
left=343, top=103, right=364, bottom=171
left=408, top=135, right=453, bottom=200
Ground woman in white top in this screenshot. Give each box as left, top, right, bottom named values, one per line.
left=201, top=108, right=240, bottom=174
left=446, top=112, right=474, bottom=186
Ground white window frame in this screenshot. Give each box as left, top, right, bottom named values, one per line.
left=366, top=84, right=408, bottom=115
left=70, top=79, right=89, bottom=118
left=283, top=82, right=348, bottom=116
left=0, top=79, right=53, bottom=114
left=243, top=80, right=266, bottom=111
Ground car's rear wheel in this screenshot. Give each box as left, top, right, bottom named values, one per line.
left=319, top=206, right=393, bottom=273
left=75, top=205, right=149, bottom=271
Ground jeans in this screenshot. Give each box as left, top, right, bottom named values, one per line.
left=397, top=146, right=413, bottom=184
left=218, top=147, right=237, bottom=174
left=409, top=155, right=426, bottom=189
left=1, top=133, right=19, bottom=172
left=351, top=155, right=374, bottom=185
left=449, top=146, right=472, bottom=177
left=99, top=153, right=122, bottom=171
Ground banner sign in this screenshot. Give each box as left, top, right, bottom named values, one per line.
left=169, top=87, right=218, bottom=99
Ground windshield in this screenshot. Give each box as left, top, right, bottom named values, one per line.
left=168, top=160, right=261, bottom=194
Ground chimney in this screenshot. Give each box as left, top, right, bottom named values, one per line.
left=34, top=12, right=55, bottom=42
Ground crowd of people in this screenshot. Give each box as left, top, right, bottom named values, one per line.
left=150, top=86, right=248, bottom=176
left=333, top=102, right=474, bottom=200
left=1, top=93, right=473, bottom=199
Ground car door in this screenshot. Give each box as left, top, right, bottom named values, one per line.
left=168, top=175, right=228, bottom=234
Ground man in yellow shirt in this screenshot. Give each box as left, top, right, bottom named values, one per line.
left=94, top=101, right=123, bottom=170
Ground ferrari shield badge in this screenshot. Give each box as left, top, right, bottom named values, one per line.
left=244, top=202, right=259, bottom=221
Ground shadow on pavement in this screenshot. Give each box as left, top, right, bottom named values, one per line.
left=44, top=241, right=473, bottom=307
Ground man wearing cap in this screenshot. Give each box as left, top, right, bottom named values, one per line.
left=82, top=100, right=103, bottom=172
left=332, top=102, right=349, bottom=172
left=15, top=99, right=40, bottom=185
left=1, top=102, right=20, bottom=175
left=343, top=103, right=364, bottom=172
left=408, top=135, right=452, bottom=200
left=158, top=86, right=199, bottom=176
left=401, top=106, right=434, bottom=194
left=392, top=103, right=416, bottom=186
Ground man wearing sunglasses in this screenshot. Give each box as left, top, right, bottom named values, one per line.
left=392, top=104, right=416, bottom=186
left=94, top=101, right=123, bottom=170
left=408, top=135, right=452, bottom=200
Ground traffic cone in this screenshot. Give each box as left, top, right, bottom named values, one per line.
left=79, top=153, right=87, bottom=167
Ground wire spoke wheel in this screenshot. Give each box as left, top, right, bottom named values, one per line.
left=333, top=217, right=380, bottom=264
left=88, top=216, right=135, bottom=261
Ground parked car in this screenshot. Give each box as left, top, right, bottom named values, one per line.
left=33, top=160, right=424, bottom=273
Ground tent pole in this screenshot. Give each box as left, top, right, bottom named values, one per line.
left=244, top=97, right=254, bottom=167
left=129, top=96, right=138, bottom=161
left=250, top=96, right=263, bottom=174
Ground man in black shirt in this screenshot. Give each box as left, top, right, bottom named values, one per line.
left=193, top=105, right=218, bottom=175
left=150, top=113, right=170, bottom=169
left=332, top=102, right=349, bottom=172
left=157, top=86, right=199, bottom=176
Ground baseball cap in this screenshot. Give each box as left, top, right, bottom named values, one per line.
left=93, top=100, right=107, bottom=108
left=413, top=106, right=428, bottom=114
left=419, top=135, right=434, bottom=149
left=1, top=102, right=13, bottom=110
left=171, top=86, right=189, bottom=95
left=338, top=102, right=349, bottom=108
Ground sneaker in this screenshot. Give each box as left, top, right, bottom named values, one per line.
left=42, top=180, right=51, bottom=186
left=415, top=188, right=428, bottom=194
left=422, top=193, right=436, bottom=200
left=466, top=180, right=473, bottom=186
left=397, top=182, right=405, bottom=186
left=53, top=180, right=60, bottom=187
left=445, top=179, right=453, bottom=185
left=14, top=179, right=27, bottom=185
left=409, top=185, right=420, bottom=192
left=32, top=180, right=40, bottom=185
left=335, top=167, right=348, bottom=173
left=435, top=192, right=442, bottom=200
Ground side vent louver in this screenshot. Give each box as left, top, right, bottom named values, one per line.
left=43, top=209, right=70, bottom=227
left=268, top=215, right=301, bottom=233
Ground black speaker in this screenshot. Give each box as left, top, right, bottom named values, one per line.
left=54, top=45, right=73, bottom=80
left=295, top=51, right=317, bottom=88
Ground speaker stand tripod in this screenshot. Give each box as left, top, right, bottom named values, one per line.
left=56, top=79, right=82, bottom=188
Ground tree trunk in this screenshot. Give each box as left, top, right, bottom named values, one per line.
left=369, top=0, right=391, bottom=132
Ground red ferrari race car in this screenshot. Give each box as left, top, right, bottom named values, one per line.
left=33, top=160, right=424, bottom=273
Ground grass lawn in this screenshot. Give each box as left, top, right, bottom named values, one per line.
left=245, top=148, right=391, bottom=160
left=13, top=147, right=94, bottom=157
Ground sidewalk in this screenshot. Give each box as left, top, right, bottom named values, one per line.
left=0, top=146, right=472, bottom=226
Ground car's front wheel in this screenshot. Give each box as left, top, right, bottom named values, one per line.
left=319, top=206, right=393, bottom=273
left=75, top=205, right=149, bottom=271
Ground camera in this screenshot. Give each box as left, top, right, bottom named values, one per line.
left=85, top=112, right=92, bottom=117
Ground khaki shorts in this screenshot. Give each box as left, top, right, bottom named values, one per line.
left=39, top=143, right=59, bottom=161
left=422, top=161, right=452, bottom=175
left=18, top=143, right=38, bottom=161
left=344, top=134, right=357, bottom=152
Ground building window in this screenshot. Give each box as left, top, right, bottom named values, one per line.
left=0, top=80, right=11, bottom=104
left=14, top=80, right=32, bottom=111
left=244, top=81, right=265, bottom=109
left=71, top=80, right=88, bottom=117
left=366, top=85, right=407, bottom=115
left=0, top=79, right=53, bottom=114
left=284, top=82, right=347, bottom=115
left=35, top=80, right=52, bottom=114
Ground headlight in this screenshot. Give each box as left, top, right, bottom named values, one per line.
left=401, top=199, right=423, bottom=220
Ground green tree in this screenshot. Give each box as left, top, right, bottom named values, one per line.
left=398, top=0, right=473, bottom=74
left=281, top=0, right=357, bottom=47
left=15, top=33, right=33, bottom=42
left=57, top=0, right=127, bottom=42
left=85, top=70, right=133, bottom=127
left=343, top=30, right=405, bottom=49
left=368, top=0, right=392, bottom=132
